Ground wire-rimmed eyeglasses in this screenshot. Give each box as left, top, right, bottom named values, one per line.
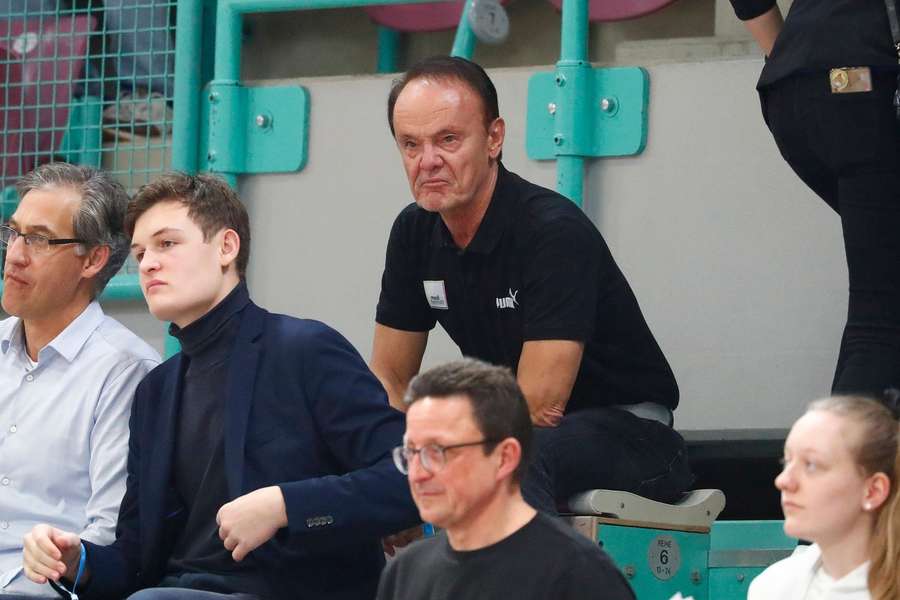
left=392, top=439, right=499, bottom=475
left=0, top=225, right=87, bottom=255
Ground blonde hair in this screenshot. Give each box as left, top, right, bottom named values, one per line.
left=808, top=395, right=900, bottom=600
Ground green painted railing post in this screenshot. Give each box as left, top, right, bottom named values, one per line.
left=555, top=0, right=590, bottom=206
left=173, top=0, right=204, bottom=174
left=451, top=0, right=476, bottom=59
left=377, top=26, right=401, bottom=73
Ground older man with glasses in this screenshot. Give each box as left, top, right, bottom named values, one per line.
left=0, top=163, right=159, bottom=598
left=377, top=359, right=635, bottom=600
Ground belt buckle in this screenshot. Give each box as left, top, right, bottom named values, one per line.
left=829, top=67, right=873, bottom=93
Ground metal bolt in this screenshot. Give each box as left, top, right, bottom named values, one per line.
left=555, top=74, right=566, bottom=87
left=208, top=91, right=219, bottom=103
left=255, top=113, right=271, bottom=128
left=623, top=565, right=636, bottom=579
left=547, top=102, right=557, bottom=115
left=736, top=574, right=745, bottom=583
left=600, top=97, right=617, bottom=113
left=553, top=134, right=564, bottom=146
left=691, top=570, right=701, bottom=584
left=207, top=150, right=216, bottom=163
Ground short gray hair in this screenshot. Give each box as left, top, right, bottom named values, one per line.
left=16, top=163, right=130, bottom=298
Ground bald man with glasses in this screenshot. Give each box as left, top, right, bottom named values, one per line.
left=0, top=163, right=159, bottom=598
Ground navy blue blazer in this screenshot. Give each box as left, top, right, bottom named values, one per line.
left=81, top=301, right=418, bottom=599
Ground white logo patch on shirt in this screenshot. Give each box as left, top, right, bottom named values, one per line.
left=423, top=280, right=449, bottom=310
left=496, top=288, right=519, bottom=310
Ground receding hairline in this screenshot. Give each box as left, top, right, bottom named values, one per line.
left=392, top=74, right=493, bottom=125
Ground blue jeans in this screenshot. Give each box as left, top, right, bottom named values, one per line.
left=0, top=0, right=173, bottom=95
left=521, top=407, right=693, bottom=514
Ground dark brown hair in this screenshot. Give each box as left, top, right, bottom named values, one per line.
left=387, top=55, right=500, bottom=138
left=404, top=358, right=532, bottom=481
left=125, top=172, right=250, bottom=278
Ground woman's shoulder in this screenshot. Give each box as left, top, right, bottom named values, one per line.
left=748, top=544, right=821, bottom=600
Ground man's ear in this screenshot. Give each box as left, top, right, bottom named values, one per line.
left=494, top=437, right=522, bottom=482
left=219, top=229, right=241, bottom=270
left=487, top=117, right=505, bottom=160
left=81, top=244, right=110, bottom=280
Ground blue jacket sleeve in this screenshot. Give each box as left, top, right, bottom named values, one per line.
left=278, top=322, right=419, bottom=543
left=729, top=0, right=776, bottom=20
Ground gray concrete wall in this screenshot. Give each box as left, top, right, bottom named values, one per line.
left=239, top=57, right=844, bottom=431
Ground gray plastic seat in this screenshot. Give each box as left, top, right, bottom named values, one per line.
left=566, top=489, right=726, bottom=531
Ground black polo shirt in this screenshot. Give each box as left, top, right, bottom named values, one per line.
left=729, top=0, right=897, bottom=89
left=376, top=164, right=679, bottom=412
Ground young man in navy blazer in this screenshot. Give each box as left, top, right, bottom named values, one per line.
left=22, top=173, right=419, bottom=600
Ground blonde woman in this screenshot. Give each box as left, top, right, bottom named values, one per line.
left=749, top=396, right=900, bottom=600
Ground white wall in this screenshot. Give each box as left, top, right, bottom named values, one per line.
left=239, top=57, right=845, bottom=431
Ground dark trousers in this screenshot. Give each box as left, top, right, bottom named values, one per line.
left=521, top=407, right=693, bottom=514
left=761, top=70, right=900, bottom=397
left=125, top=573, right=263, bottom=600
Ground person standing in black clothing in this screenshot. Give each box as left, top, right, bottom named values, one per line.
left=729, top=0, right=900, bottom=396
left=377, top=359, right=635, bottom=600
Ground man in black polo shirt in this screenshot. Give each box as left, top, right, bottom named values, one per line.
left=372, top=56, right=692, bottom=513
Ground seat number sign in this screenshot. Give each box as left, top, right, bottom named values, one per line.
left=648, top=534, right=681, bottom=581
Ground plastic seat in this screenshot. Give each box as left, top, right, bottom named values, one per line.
left=546, top=0, right=678, bottom=23
left=365, top=0, right=511, bottom=33
left=567, top=488, right=726, bottom=531
left=0, top=14, right=97, bottom=187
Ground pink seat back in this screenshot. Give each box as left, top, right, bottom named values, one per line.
left=0, top=15, right=97, bottom=186
left=366, top=0, right=509, bottom=33
left=546, top=0, right=678, bottom=22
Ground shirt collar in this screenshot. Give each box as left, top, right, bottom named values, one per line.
left=0, top=302, right=105, bottom=363
left=45, top=301, right=105, bottom=362
left=429, top=162, right=514, bottom=255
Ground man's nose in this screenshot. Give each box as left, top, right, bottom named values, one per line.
left=407, top=452, right=432, bottom=483
left=4, top=235, right=29, bottom=266
left=420, top=144, right=442, bottom=171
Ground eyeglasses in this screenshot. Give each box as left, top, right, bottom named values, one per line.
left=0, top=225, right=87, bottom=254
left=392, top=439, right=498, bottom=475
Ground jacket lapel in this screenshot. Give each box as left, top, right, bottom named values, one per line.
left=142, top=354, right=187, bottom=569
left=224, top=303, right=266, bottom=499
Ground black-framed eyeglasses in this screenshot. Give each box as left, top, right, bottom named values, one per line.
left=392, top=439, right=499, bottom=475
left=0, top=225, right=87, bottom=254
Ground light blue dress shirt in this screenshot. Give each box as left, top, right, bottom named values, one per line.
left=0, top=302, right=159, bottom=596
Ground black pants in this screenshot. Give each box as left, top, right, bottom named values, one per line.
left=520, top=407, right=692, bottom=514
left=761, top=70, right=900, bottom=397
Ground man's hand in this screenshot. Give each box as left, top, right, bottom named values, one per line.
left=382, top=525, right=424, bottom=557
left=531, top=404, right=566, bottom=428
left=217, top=486, right=288, bottom=562
left=22, top=525, right=82, bottom=584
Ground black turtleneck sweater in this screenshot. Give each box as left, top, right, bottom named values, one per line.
left=165, top=282, right=264, bottom=590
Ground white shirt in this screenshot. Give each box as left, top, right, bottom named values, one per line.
left=0, top=302, right=159, bottom=596
left=748, top=544, right=870, bottom=600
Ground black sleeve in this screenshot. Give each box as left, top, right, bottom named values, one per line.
left=556, top=551, right=636, bottom=600
left=374, top=559, right=398, bottom=600
left=375, top=209, right=436, bottom=332
left=729, top=0, right=777, bottom=20
left=521, top=211, right=600, bottom=342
